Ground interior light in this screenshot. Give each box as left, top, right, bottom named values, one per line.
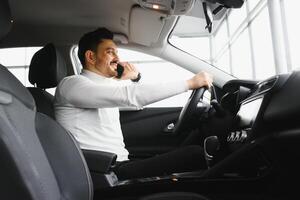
left=152, top=4, right=160, bottom=9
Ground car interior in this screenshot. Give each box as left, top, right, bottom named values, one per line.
left=1, top=0, right=300, bottom=199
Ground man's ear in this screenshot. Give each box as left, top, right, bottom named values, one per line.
left=85, top=50, right=96, bottom=65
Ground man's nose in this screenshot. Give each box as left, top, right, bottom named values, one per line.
left=113, top=51, right=119, bottom=60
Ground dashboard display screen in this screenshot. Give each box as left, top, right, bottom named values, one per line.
left=237, top=98, right=263, bottom=127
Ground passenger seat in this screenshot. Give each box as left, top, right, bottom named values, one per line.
left=27, top=43, right=67, bottom=119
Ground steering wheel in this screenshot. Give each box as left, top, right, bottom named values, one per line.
left=174, top=86, right=215, bottom=134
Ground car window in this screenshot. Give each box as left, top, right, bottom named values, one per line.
left=71, top=46, right=194, bottom=107
left=0, top=47, right=56, bottom=95
left=118, top=49, right=194, bottom=107
left=169, top=0, right=297, bottom=80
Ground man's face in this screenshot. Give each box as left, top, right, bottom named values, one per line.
left=93, top=39, right=119, bottom=77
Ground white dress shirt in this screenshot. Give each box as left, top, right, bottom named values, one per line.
left=54, top=69, right=189, bottom=161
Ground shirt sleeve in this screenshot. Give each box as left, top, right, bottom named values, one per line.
left=56, top=76, right=189, bottom=109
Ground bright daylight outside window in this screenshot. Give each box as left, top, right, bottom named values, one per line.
left=0, top=47, right=56, bottom=94
left=283, top=0, right=300, bottom=71
left=170, top=0, right=298, bottom=80
left=72, top=46, right=194, bottom=107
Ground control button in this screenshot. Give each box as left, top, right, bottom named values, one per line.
left=234, top=131, right=241, bottom=141
left=227, top=130, right=248, bottom=143
left=227, top=132, right=235, bottom=142
left=241, top=130, right=248, bottom=142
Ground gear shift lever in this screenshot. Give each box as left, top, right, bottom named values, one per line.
left=204, top=136, right=220, bottom=168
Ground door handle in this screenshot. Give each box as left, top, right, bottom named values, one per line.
left=164, top=123, right=175, bottom=133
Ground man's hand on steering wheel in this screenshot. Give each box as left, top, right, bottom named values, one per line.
left=186, top=71, right=213, bottom=90
left=173, top=71, right=213, bottom=134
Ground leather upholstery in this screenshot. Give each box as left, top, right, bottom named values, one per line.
left=27, top=87, right=55, bottom=119
left=0, top=66, right=35, bottom=110
left=29, top=43, right=67, bottom=89
left=82, top=149, right=117, bottom=173
left=35, top=112, right=93, bottom=200
left=0, top=64, right=93, bottom=199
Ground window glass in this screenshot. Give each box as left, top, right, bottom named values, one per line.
left=169, top=36, right=210, bottom=61
left=231, top=29, right=253, bottom=79
left=0, top=47, right=41, bottom=66
left=251, top=7, right=276, bottom=79
left=228, top=4, right=247, bottom=34
left=0, top=47, right=42, bottom=87
left=215, top=22, right=229, bottom=54
left=248, top=0, right=262, bottom=11
left=284, top=0, right=300, bottom=71
left=118, top=48, right=161, bottom=62
left=215, top=49, right=231, bottom=74
left=169, top=0, right=274, bottom=80
left=0, top=48, right=26, bottom=66
left=7, top=68, right=27, bottom=85
left=0, top=47, right=56, bottom=95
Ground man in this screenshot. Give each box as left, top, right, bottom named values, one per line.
left=54, top=28, right=213, bottom=180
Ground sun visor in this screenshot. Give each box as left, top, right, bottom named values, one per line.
left=0, top=0, right=12, bottom=40
left=129, top=7, right=166, bottom=46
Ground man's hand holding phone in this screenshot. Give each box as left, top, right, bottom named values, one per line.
left=115, top=62, right=140, bottom=81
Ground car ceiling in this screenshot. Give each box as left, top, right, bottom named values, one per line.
left=1, top=0, right=223, bottom=48
left=1, top=0, right=136, bottom=47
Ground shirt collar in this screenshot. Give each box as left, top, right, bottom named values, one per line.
left=81, top=69, right=115, bottom=84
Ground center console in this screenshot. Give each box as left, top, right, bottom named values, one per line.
left=227, top=97, right=263, bottom=144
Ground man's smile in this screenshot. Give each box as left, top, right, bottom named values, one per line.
left=110, top=60, right=118, bottom=69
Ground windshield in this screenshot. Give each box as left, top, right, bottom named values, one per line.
left=169, top=0, right=299, bottom=80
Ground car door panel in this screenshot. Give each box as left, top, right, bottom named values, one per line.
left=120, top=107, right=184, bottom=159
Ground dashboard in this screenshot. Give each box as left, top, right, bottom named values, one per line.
left=222, top=71, right=300, bottom=145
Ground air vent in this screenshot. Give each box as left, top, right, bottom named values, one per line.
left=255, top=76, right=278, bottom=94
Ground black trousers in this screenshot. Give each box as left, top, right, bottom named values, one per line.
left=113, top=145, right=206, bottom=180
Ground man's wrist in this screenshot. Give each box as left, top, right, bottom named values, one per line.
left=186, top=79, right=194, bottom=90
left=131, top=72, right=141, bottom=82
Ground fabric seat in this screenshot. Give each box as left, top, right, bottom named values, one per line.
left=0, top=64, right=93, bottom=199
left=27, top=43, right=67, bottom=119
left=0, top=2, right=93, bottom=199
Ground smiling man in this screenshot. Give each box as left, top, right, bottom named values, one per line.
left=54, top=28, right=213, bottom=180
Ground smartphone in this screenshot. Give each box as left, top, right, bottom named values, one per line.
left=116, top=64, right=124, bottom=79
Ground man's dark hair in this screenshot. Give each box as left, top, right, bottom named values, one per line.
left=78, top=27, right=113, bottom=67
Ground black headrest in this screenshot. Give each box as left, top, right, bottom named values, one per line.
left=0, top=65, right=35, bottom=110
left=29, top=43, right=67, bottom=89
left=0, top=0, right=12, bottom=39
